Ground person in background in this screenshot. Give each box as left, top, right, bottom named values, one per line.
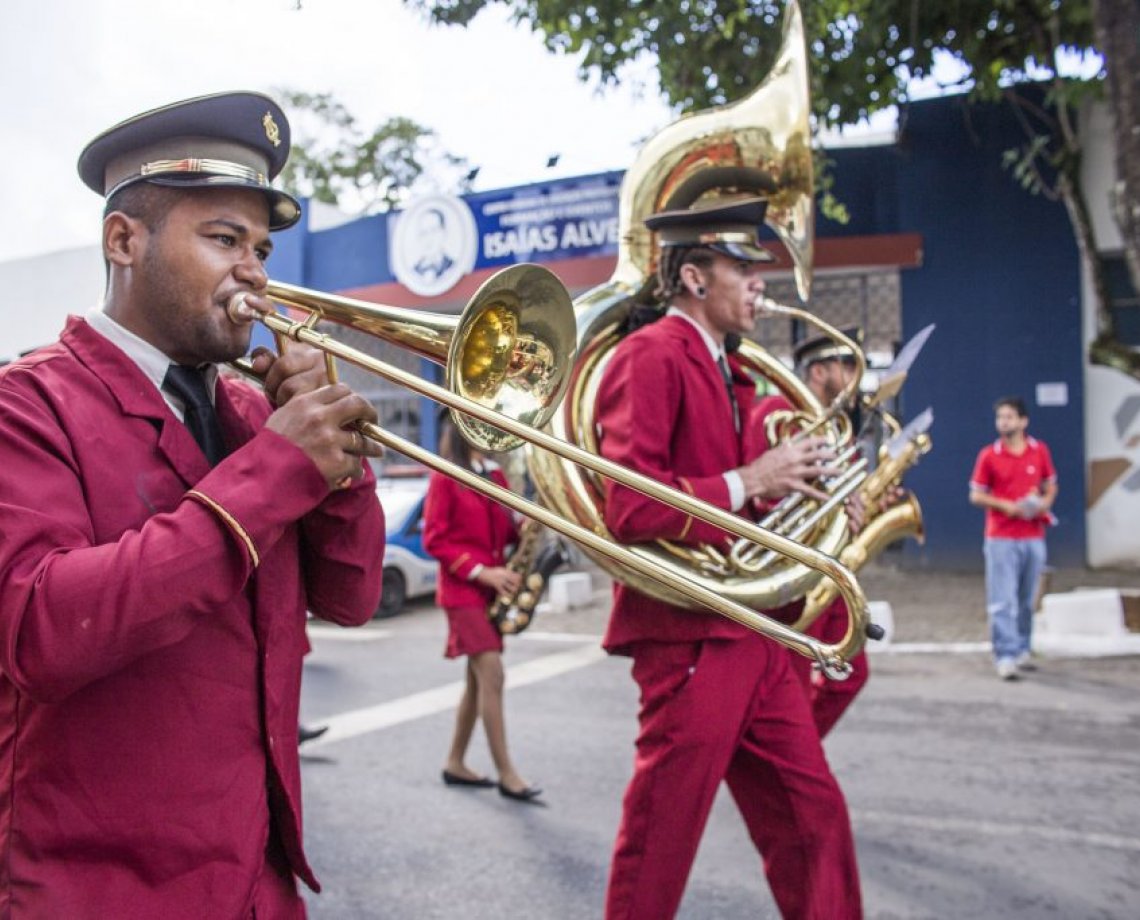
left=746, top=327, right=872, bottom=737
left=0, top=91, right=385, bottom=916
left=595, top=197, right=862, bottom=919
left=422, top=412, right=542, bottom=803
left=969, top=396, right=1057, bottom=680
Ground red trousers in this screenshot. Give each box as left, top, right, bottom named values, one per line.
left=605, top=632, right=862, bottom=919
left=249, top=832, right=306, bottom=919
left=788, top=600, right=871, bottom=738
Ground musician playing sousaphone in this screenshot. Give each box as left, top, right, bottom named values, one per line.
left=422, top=412, right=543, bottom=803
left=595, top=197, right=863, bottom=919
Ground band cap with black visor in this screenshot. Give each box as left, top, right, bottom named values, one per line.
left=793, top=327, right=864, bottom=372
left=77, top=90, right=302, bottom=232
left=644, top=196, right=776, bottom=264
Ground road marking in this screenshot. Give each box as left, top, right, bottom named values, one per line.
left=854, top=808, right=1140, bottom=853
left=306, top=624, right=392, bottom=642
left=304, top=642, right=606, bottom=747
left=519, top=630, right=605, bottom=643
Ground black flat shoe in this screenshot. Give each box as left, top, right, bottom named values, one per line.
left=298, top=724, right=328, bottom=745
left=498, top=782, right=545, bottom=804
left=441, top=769, right=495, bottom=788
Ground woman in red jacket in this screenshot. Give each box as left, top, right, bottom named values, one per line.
left=422, top=413, right=542, bottom=803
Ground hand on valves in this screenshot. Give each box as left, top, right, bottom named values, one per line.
left=736, top=435, right=840, bottom=503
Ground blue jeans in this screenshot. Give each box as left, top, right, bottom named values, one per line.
left=984, top=538, right=1047, bottom=663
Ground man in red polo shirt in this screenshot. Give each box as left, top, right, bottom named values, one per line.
left=969, top=396, right=1058, bottom=680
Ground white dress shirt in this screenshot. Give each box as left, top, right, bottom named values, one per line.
left=87, top=307, right=219, bottom=422
left=666, top=307, right=747, bottom=511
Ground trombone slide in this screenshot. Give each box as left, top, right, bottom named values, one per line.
left=239, top=303, right=868, bottom=678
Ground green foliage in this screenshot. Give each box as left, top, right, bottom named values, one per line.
left=275, top=90, right=472, bottom=213
left=405, top=1, right=1100, bottom=126
left=404, top=1, right=1102, bottom=227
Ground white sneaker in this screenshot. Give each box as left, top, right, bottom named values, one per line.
left=996, top=659, right=1020, bottom=681
left=1015, top=652, right=1037, bottom=671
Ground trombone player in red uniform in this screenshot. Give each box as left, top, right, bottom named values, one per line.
left=595, top=197, right=863, bottom=919
left=0, top=92, right=385, bottom=917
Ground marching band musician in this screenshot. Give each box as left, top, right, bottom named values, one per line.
left=748, top=328, right=873, bottom=738
left=0, top=92, right=386, bottom=916
left=595, top=197, right=863, bottom=919
left=422, top=412, right=543, bottom=803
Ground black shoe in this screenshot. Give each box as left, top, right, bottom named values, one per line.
left=298, top=724, right=329, bottom=745
left=498, top=782, right=545, bottom=804
left=442, top=769, right=495, bottom=788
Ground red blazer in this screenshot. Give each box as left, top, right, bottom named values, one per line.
left=0, top=317, right=384, bottom=918
left=595, top=314, right=758, bottom=652
left=745, top=393, right=797, bottom=515
left=422, top=465, right=519, bottom=610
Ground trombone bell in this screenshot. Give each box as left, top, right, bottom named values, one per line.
left=448, top=264, right=575, bottom=452
left=256, top=263, right=576, bottom=452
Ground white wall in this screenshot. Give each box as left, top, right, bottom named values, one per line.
left=0, top=244, right=103, bottom=362
left=1081, top=102, right=1140, bottom=568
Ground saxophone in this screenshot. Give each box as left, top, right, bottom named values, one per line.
left=487, top=518, right=570, bottom=635
left=796, top=413, right=933, bottom=626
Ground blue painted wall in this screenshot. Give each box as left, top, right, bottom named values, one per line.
left=825, top=96, right=1085, bottom=568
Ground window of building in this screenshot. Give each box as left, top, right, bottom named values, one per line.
left=1105, top=255, right=1140, bottom=347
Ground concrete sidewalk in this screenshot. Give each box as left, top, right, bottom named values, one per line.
left=534, top=557, right=1140, bottom=652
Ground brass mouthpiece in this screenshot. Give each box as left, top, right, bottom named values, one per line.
left=755, top=296, right=794, bottom=319
left=226, top=292, right=258, bottom=325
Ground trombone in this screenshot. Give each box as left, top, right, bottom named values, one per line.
left=230, top=265, right=869, bottom=678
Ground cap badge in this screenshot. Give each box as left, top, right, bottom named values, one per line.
left=262, top=112, right=281, bottom=148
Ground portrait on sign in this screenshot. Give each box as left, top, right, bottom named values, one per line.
left=390, top=195, right=478, bottom=297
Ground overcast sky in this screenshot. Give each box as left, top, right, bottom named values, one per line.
left=0, top=0, right=677, bottom=262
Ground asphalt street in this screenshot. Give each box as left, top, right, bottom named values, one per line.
left=296, top=599, right=1140, bottom=920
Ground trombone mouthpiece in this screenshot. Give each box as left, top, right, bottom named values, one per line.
left=226, top=292, right=257, bottom=325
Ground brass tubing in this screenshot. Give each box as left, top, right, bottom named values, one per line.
left=746, top=457, right=869, bottom=572
left=253, top=308, right=867, bottom=676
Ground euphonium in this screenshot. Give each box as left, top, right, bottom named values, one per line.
left=526, top=0, right=853, bottom=612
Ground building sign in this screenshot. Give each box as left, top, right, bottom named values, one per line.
left=389, top=194, right=480, bottom=297
left=387, top=173, right=624, bottom=296
left=470, top=172, right=622, bottom=268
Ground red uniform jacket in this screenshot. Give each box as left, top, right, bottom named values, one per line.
left=595, top=315, right=758, bottom=653
left=0, top=317, right=384, bottom=919
left=422, top=466, right=519, bottom=610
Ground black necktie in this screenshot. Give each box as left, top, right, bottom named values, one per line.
left=162, top=364, right=227, bottom=465
left=717, top=353, right=741, bottom=433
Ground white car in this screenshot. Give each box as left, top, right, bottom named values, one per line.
left=375, top=477, right=437, bottom=617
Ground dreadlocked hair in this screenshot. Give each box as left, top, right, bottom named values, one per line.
left=655, top=245, right=715, bottom=300
left=616, top=246, right=718, bottom=338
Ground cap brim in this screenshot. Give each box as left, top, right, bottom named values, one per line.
left=136, top=175, right=301, bottom=231
left=707, top=240, right=775, bottom=263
